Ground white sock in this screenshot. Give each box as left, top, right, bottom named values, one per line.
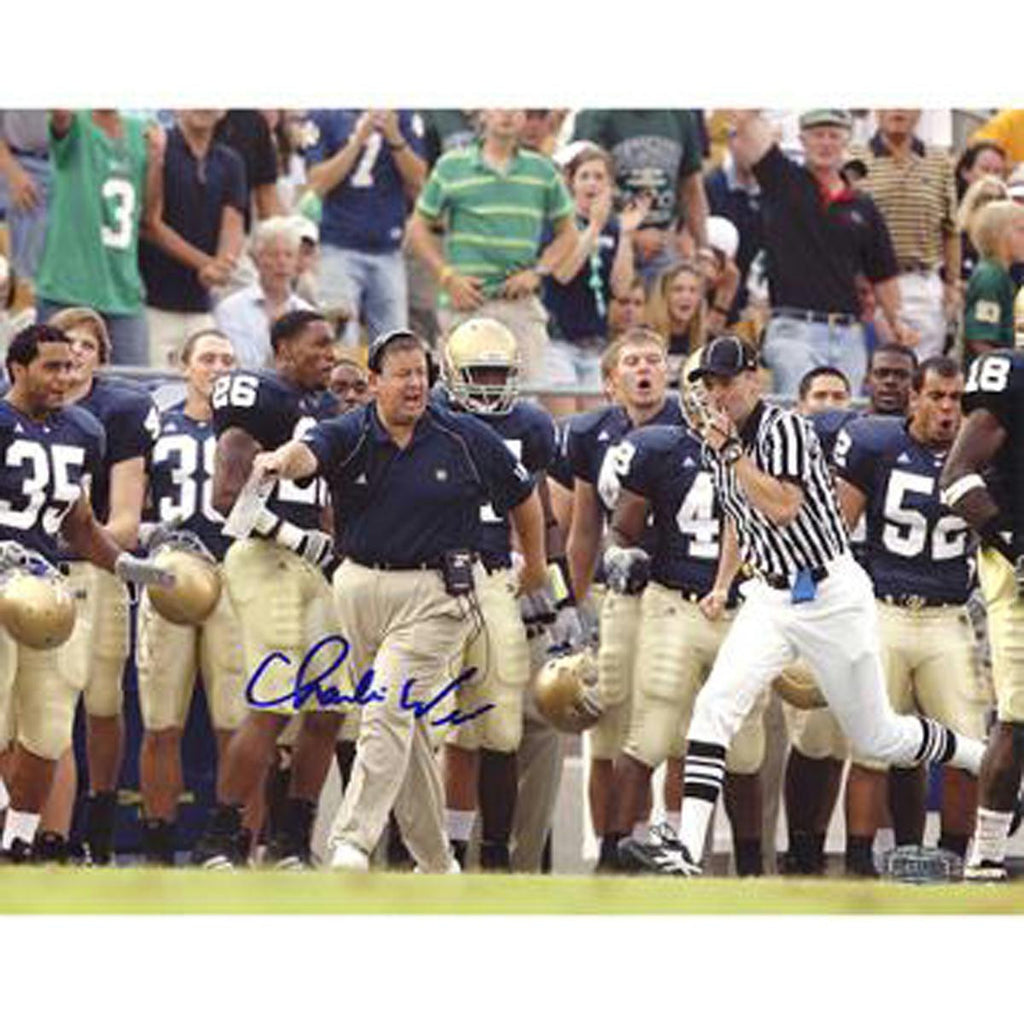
left=680, top=800, right=715, bottom=862
left=1, top=809, right=40, bottom=850
left=0, top=776, right=9, bottom=813
left=632, top=820, right=650, bottom=841
left=445, top=809, right=476, bottom=842
left=665, top=811, right=681, bottom=835
left=968, top=808, right=1013, bottom=866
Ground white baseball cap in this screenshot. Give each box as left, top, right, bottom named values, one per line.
left=706, top=216, right=740, bottom=261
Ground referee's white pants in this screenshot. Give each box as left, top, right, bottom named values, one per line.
left=689, top=553, right=983, bottom=772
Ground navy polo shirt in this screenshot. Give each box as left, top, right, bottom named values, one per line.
left=753, top=144, right=898, bottom=315
left=543, top=216, right=620, bottom=341
left=306, top=110, right=426, bottom=253
left=139, top=127, right=246, bottom=313
left=302, top=401, right=535, bottom=567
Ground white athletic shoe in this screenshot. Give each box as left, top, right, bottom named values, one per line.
left=414, top=857, right=461, bottom=875
left=329, top=841, right=370, bottom=872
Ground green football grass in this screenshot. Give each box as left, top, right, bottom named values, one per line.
left=1, top=868, right=1023, bottom=914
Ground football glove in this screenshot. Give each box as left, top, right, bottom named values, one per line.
left=603, top=545, right=651, bottom=595
left=114, top=552, right=176, bottom=589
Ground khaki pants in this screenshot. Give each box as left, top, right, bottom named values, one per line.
left=328, top=560, right=480, bottom=872
left=979, top=547, right=1024, bottom=722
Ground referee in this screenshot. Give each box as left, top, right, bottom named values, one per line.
left=250, top=329, right=547, bottom=873
left=619, top=335, right=986, bottom=876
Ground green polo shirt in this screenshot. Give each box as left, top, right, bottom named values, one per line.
left=416, top=142, right=573, bottom=298
left=964, top=258, right=1016, bottom=349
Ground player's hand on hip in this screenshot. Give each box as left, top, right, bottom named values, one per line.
left=699, top=587, right=728, bottom=621
left=602, top=545, right=651, bottom=595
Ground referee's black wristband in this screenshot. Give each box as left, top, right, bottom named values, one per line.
left=387, top=139, right=408, bottom=151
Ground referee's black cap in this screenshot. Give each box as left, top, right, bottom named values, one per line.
left=687, top=335, right=757, bottom=383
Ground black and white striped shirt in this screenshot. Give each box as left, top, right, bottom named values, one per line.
left=704, top=401, right=849, bottom=580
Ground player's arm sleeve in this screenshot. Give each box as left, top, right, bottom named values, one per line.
left=830, top=422, right=874, bottom=493
left=962, top=352, right=1019, bottom=428
left=766, top=412, right=810, bottom=485
left=108, top=394, right=160, bottom=464
left=617, top=431, right=657, bottom=500
left=524, top=412, right=559, bottom=473
left=565, top=422, right=594, bottom=483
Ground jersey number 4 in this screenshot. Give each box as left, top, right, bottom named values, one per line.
left=676, top=471, right=719, bottom=559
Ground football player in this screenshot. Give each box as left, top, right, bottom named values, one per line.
left=0, top=324, right=170, bottom=862
left=564, top=327, right=684, bottom=870
left=135, top=329, right=244, bottom=864
left=37, top=306, right=160, bottom=864
left=436, top=317, right=565, bottom=870
left=190, top=309, right=338, bottom=869
left=941, top=348, right=1024, bottom=880
left=605, top=408, right=769, bottom=876
left=834, top=356, right=984, bottom=870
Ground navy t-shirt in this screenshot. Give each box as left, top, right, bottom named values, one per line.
left=306, top=110, right=426, bottom=253
left=542, top=216, right=620, bottom=341
left=302, top=401, right=534, bottom=567
left=139, top=127, right=247, bottom=313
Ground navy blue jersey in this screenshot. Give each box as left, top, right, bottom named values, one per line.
left=211, top=369, right=329, bottom=532
left=962, top=350, right=1024, bottom=556
left=0, top=400, right=105, bottom=564
left=567, top=399, right=685, bottom=517
left=306, top=110, right=427, bottom=253
left=618, top=424, right=724, bottom=595
left=436, top=392, right=556, bottom=569
left=809, top=408, right=861, bottom=460
left=302, top=402, right=534, bottom=568
left=833, top=415, right=973, bottom=603
left=75, top=377, right=160, bottom=525
left=147, top=404, right=228, bottom=561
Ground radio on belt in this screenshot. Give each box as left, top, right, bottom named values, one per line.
left=441, top=549, right=475, bottom=597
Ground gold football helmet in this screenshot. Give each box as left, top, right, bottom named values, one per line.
left=772, top=661, right=827, bottom=710
left=534, top=647, right=603, bottom=733
left=679, top=345, right=715, bottom=435
left=0, top=545, right=76, bottom=650
left=442, top=318, right=520, bottom=415
left=146, top=533, right=221, bottom=626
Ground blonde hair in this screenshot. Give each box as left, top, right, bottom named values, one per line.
left=970, top=199, right=1024, bottom=260
left=599, top=326, right=668, bottom=381
left=251, top=215, right=302, bottom=256
left=957, top=175, right=1010, bottom=237
left=47, top=306, right=111, bottom=364
left=646, top=262, right=707, bottom=358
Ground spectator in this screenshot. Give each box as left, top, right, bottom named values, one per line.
left=607, top=275, right=647, bottom=338
left=0, top=253, right=34, bottom=350
left=289, top=214, right=321, bottom=308
left=306, top=109, right=426, bottom=344
left=139, top=109, right=246, bottom=370
left=0, top=111, right=50, bottom=303
left=571, top=109, right=709, bottom=284
left=541, top=144, right=650, bottom=412
left=213, top=217, right=313, bottom=369
left=962, top=199, right=1024, bottom=363
left=214, top=110, right=284, bottom=230
left=704, top=127, right=765, bottom=322
left=797, top=364, right=852, bottom=412
left=327, top=348, right=369, bottom=412
left=848, top=110, right=960, bottom=361
left=955, top=141, right=1007, bottom=202
left=35, top=109, right=160, bottom=366
left=727, top=108, right=909, bottom=397
left=970, top=109, right=1024, bottom=166
left=422, top=110, right=479, bottom=166
left=520, top=109, right=566, bottom=158
left=697, top=215, right=742, bottom=332
left=956, top=174, right=1010, bottom=284
left=407, top=109, right=578, bottom=386
left=647, top=261, right=706, bottom=378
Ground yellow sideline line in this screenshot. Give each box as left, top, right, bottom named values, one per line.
left=1, top=870, right=1023, bottom=915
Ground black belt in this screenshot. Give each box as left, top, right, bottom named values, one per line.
left=772, top=307, right=858, bottom=327
left=879, top=593, right=960, bottom=610
left=762, top=565, right=829, bottom=591
left=352, top=555, right=479, bottom=573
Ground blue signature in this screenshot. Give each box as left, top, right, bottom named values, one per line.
left=244, top=634, right=495, bottom=728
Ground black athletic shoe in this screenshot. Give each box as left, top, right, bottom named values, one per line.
left=844, top=853, right=880, bottom=879
left=141, top=819, right=176, bottom=866
left=84, top=791, right=118, bottom=866
left=265, top=799, right=316, bottom=870
left=479, top=840, right=511, bottom=872
left=0, top=838, right=35, bottom=864
left=617, top=823, right=702, bottom=877
left=32, top=831, right=70, bottom=864
left=191, top=804, right=246, bottom=869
